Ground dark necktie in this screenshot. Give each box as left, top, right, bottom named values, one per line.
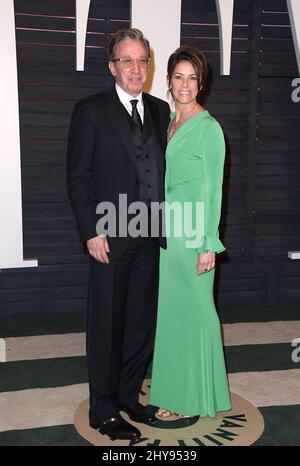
left=130, top=99, right=143, bottom=133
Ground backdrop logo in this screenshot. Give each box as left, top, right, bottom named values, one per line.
left=76, top=0, right=300, bottom=77
left=1, top=0, right=300, bottom=269
left=0, top=1, right=37, bottom=269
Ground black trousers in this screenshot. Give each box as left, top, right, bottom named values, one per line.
left=87, top=236, right=160, bottom=424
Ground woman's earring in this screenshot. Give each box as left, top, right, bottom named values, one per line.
left=167, top=88, right=173, bottom=99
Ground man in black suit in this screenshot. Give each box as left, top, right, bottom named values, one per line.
left=67, top=28, right=170, bottom=441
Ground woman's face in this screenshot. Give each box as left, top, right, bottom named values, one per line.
left=170, top=60, right=199, bottom=106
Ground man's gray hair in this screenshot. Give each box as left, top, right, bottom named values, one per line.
left=108, top=28, right=150, bottom=60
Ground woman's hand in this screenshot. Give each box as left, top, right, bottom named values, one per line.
left=197, top=252, right=215, bottom=275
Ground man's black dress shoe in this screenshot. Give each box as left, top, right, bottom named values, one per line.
left=124, top=404, right=156, bottom=425
left=91, top=416, right=141, bottom=441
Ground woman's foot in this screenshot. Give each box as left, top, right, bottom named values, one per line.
left=156, top=408, right=175, bottom=419
left=156, top=408, right=196, bottom=420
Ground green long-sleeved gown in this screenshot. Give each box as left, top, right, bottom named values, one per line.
left=149, top=110, right=232, bottom=417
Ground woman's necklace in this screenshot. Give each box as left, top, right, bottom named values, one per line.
left=167, top=104, right=201, bottom=142
left=168, top=122, right=177, bottom=142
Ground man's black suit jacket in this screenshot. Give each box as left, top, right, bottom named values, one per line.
left=67, top=87, right=170, bottom=260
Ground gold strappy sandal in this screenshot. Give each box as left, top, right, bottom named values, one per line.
left=156, top=408, right=175, bottom=419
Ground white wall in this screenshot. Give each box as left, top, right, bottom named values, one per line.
left=0, top=1, right=37, bottom=269
left=131, top=0, right=182, bottom=102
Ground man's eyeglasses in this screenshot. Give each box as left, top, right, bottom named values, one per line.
left=111, top=57, right=150, bottom=69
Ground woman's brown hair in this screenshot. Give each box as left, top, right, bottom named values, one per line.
left=167, top=46, right=208, bottom=103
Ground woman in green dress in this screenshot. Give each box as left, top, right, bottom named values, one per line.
left=149, top=46, right=232, bottom=418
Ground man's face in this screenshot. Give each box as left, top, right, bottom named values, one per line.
left=109, top=40, right=149, bottom=97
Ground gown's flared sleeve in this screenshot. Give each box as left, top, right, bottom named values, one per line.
left=196, top=120, right=226, bottom=254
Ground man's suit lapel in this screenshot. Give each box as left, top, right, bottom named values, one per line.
left=143, top=94, right=166, bottom=176
left=105, top=88, right=167, bottom=173
left=105, top=88, right=138, bottom=171
left=143, top=93, right=167, bottom=150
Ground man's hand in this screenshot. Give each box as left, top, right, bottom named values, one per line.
left=197, top=252, right=215, bottom=275
left=87, top=235, right=110, bottom=264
